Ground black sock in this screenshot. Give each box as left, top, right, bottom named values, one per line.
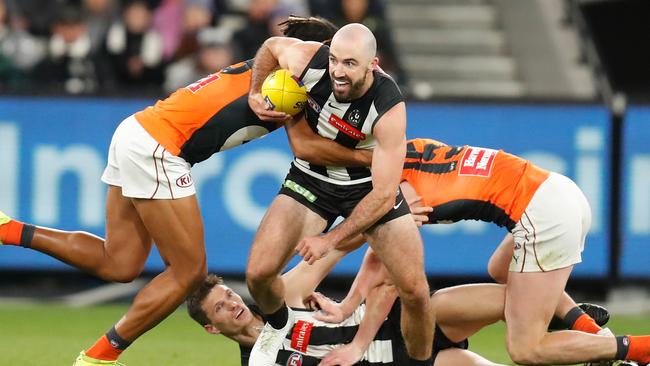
left=20, top=224, right=36, bottom=248
left=408, top=356, right=433, bottom=366
left=562, top=306, right=587, bottom=329
left=107, top=326, right=132, bottom=351
left=615, top=336, right=630, bottom=360
left=266, top=305, right=289, bottom=329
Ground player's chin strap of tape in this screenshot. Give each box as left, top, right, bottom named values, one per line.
left=276, top=350, right=321, bottom=366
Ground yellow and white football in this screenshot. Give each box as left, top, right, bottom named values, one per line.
left=261, top=69, right=307, bottom=116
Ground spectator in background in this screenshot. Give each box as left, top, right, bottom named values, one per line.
left=152, top=0, right=184, bottom=61
left=231, top=0, right=280, bottom=59
left=164, top=37, right=233, bottom=94
left=82, top=0, right=119, bottom=53
left=4, top=0, right=67, bottom=36
left=33, top=5, right=101, bottom=95
left=173, top=0, right=215, bottom=61
left=0, top=0, right=46, bottom=92
left=104, top=0, right=164, bottom=94
left=332, top=0, right=407, bottom=85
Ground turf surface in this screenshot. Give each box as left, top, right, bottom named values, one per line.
left=0, top=304, right=647, bottom=365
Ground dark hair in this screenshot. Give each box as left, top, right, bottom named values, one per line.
left=186, top=274, right=224, bottom=327
left=279, top=15, right=339, bottom=45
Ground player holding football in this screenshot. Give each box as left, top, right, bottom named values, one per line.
left=0, top=16, right=375, bottom=366
left=245, top=23, right=433, bottom=366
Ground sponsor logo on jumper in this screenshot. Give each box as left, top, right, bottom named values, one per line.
left=176, top=173, right=194, bottom=188
left=287, top=353, right=303, bottom=366
left=283, top=179, right=317, bottom=203
left=291, top=320, right=314, bottom=353
left=394, top=200, right=404, bottom=210
left=186, top=73, right=220, bottom=93
left=348, top=109, right=361, bottom=127
left=458, top=147, right=497, bottom=177
left=328, top=114, right=366, bottom=140
left=307, top=96, right=321, bottom=113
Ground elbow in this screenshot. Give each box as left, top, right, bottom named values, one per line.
left=292, top=144, right=316, bottom=162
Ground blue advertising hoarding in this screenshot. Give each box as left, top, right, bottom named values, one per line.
left=620, top=107, right=650, bottom=277
left=0, top=99, right=610, bottom=277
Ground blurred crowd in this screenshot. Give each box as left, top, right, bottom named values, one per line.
left=0, top=0, right=405, bottom=97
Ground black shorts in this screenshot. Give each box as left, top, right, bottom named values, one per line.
left=279, top=163, right=410, bottom=231
left=388, top=298, right=469, bottom=364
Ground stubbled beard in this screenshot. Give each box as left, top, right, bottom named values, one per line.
left=332, top=72, right=367, bottom=102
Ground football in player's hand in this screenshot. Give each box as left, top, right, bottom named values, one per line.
left=261, top=69, right=308, bottom=116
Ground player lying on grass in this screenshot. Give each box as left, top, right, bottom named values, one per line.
left=297, top=137, right=650, bottom=365
left=187, top=240, right=612, bottom=366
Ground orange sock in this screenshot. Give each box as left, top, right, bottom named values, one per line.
left=85, top=335, right=123, bottom=361
left=0, top=219, right=25, bottom=246
left=625, top=335, right=650, bottom=363
left=572, top=313, right=602, bottom=334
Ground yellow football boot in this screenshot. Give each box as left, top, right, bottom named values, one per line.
left=72, top=351, right=125, bottom=366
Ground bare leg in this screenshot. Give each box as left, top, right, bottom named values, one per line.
left=435, top=348, right=508, bottom=366
left=366, top=215, right=433, bottom=360
left=246, top=195, right=327, bottom=314
left=114, top=194, right=207, bottom=340
left=433, top=283, right=505, bottom=342
left=28, top=185, right=152, bottom=282
left=505, top=267, right=617, bottom=365
left=488, top=233, right=598, bottom=321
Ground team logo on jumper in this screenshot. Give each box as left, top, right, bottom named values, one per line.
left=291, top=320, right=314, bottom=353
left=328, top=113, right=366, bottom=140
left=458, top=147, right=497, bottom=177
left=286, top=352, right=303, bottom=366
left=176, top=173, right=194, bottom=188
left=348, top=109, right=361, bottom=127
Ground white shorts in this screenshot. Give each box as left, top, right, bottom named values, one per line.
left=509, top=172, right=591, bottom=272
left=101, top=115, right=195, bottom=199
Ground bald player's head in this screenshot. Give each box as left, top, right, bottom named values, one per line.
left=331, top=23, right=377, bottom=62
left=328, top=23, right=378, bottom=102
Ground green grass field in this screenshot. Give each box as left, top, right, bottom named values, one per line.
left=0, top=304, right=648, bottom=365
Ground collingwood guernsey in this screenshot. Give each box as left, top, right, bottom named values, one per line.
left=240, top=303, right=411, bottom=366
left=296, top=45, right=404, bottom=185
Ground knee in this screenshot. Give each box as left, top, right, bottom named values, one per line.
left=100, top=266, right=142, bottom=283
left=487, top=258, right=508, bottom=284
left=397, top=279, right=430, bottom=307
left=246, top=263, right=277, bottom=288
left=184, top=262, right=208, bottom=291
left=506, top=338, right=545, bottom=365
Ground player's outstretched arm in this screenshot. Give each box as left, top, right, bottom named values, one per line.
left=285, top=116, right=372, bottom=167
left=282, top=247, right=349, bottom=309
left=317, top=249, right=397, bottom=366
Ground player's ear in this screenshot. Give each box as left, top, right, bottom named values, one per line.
left=204, top=324, right=222, bottom=335
left=370, top=57, right=379, bottom=69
